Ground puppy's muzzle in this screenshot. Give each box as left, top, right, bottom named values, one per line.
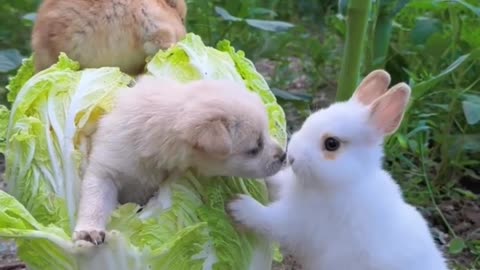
left=274, top=148, right=287, bottom=164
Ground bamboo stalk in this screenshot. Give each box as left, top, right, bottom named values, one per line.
left=336, top=0, right=373, bottom=102
left=372, top=14, right=393, bottom=69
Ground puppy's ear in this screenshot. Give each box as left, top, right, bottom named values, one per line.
left=188, top=118, right=232, bottom=158
left=351, top=69, right=391, bottom=106
left=368, top=83, right=411, bottom=136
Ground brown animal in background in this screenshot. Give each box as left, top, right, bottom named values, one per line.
left=32, top=0, right=187, bottom=75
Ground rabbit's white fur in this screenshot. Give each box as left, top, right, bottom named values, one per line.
left=228, top=70, right=449, bottom=270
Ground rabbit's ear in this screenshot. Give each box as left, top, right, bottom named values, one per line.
left=368, top=83, right=411, bottom=136
left=351, top=70, right=391, bottom=106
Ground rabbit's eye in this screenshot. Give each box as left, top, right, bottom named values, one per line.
left=324, top=137, right=340, bottom=151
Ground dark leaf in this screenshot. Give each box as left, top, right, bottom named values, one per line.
left=462, top=100, right=480, bottom=125
left=392, top=0, right=412, bottom=15
left=214, top=6, right=294, bottom=32
left=0, top=49, right=23, bottom=73
left=462, top=94, right=480, bottom=125
left=214, top=6, right=242, bottom=22
left=22, top=12, right=37, bottom=22
left=450, top=134, right=480, bottom=153
left=411, top=17, right=442, bottom=45
left=245, top=19, right=295, bottom=32
left=272, top=88, right=312, bottom=102
left=249, top=8, right=277, bottom=17
left=338, top=0, right=349, bottom=16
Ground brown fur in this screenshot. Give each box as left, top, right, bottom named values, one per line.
left=32, top=0, right=187, bottom=74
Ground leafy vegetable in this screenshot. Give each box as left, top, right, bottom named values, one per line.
left=0, top=33, right=287, bottom=270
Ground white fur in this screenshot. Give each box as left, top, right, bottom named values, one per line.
left=228, top=70, right=450, bottom=270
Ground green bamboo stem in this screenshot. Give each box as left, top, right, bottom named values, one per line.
left=336, top=0, right=373, bottom=102
left=372, top=15, right=393, bottom=69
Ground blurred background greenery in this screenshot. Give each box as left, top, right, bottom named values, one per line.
left=0, top=0, right=479, bottom=269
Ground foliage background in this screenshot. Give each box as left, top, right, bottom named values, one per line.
left=0, top=0, right=479, bottom=269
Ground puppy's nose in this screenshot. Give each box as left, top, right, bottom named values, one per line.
left=288, top=155, right=295, bottom=165
left=274, top=149, right=286, bottom=162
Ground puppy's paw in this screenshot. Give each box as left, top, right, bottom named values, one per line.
left=73, top=229, right=106, bottom=246
left=226, top=194, right=262, bottom=231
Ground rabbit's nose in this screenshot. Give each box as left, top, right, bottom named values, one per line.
left=278, top=152, right=287, bottom=163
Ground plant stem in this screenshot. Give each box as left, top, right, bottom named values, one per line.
left=419, top=135, right=456, bottom=237
left=336, top=0, right=373, bottom=102
left=372, top=15, right=393, bottom=69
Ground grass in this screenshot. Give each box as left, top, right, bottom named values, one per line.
left=0, top=0, right=479, bottom=269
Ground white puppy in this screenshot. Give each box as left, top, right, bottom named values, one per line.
left=228, top=70, right=449, bottom=270
left=73, top=76, right=286, bottom=245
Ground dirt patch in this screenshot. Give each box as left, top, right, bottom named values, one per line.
left=435, top=199, right=480, bottom=268
left=272, top=254, right=303, bottom=270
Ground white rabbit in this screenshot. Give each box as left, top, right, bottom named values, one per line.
left=227, top=70, right=450, bottom=270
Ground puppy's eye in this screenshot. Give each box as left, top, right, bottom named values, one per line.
left=324, top=137, right=340, bottom=151
left=246, top=147, right=260, bottom=156
left=246, top=136, right=263, bottom=157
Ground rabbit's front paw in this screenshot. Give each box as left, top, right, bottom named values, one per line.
left=227, top=194, right=262, bottom=230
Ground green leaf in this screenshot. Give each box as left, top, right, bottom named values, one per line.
left=407, top=0, right=439, bottom=9
left=436, top=0, right=480, bottom=16
left=448, top=237, right=466, bottom=255
left=412, top=53, right=472, bottom=98
left=424, top=33, right=450, bottom=58
left=0, top=49, right=23, bottom=73
left=394, top=134, right=408, bottom=149
left=453, top=187, right=478, bottom=200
